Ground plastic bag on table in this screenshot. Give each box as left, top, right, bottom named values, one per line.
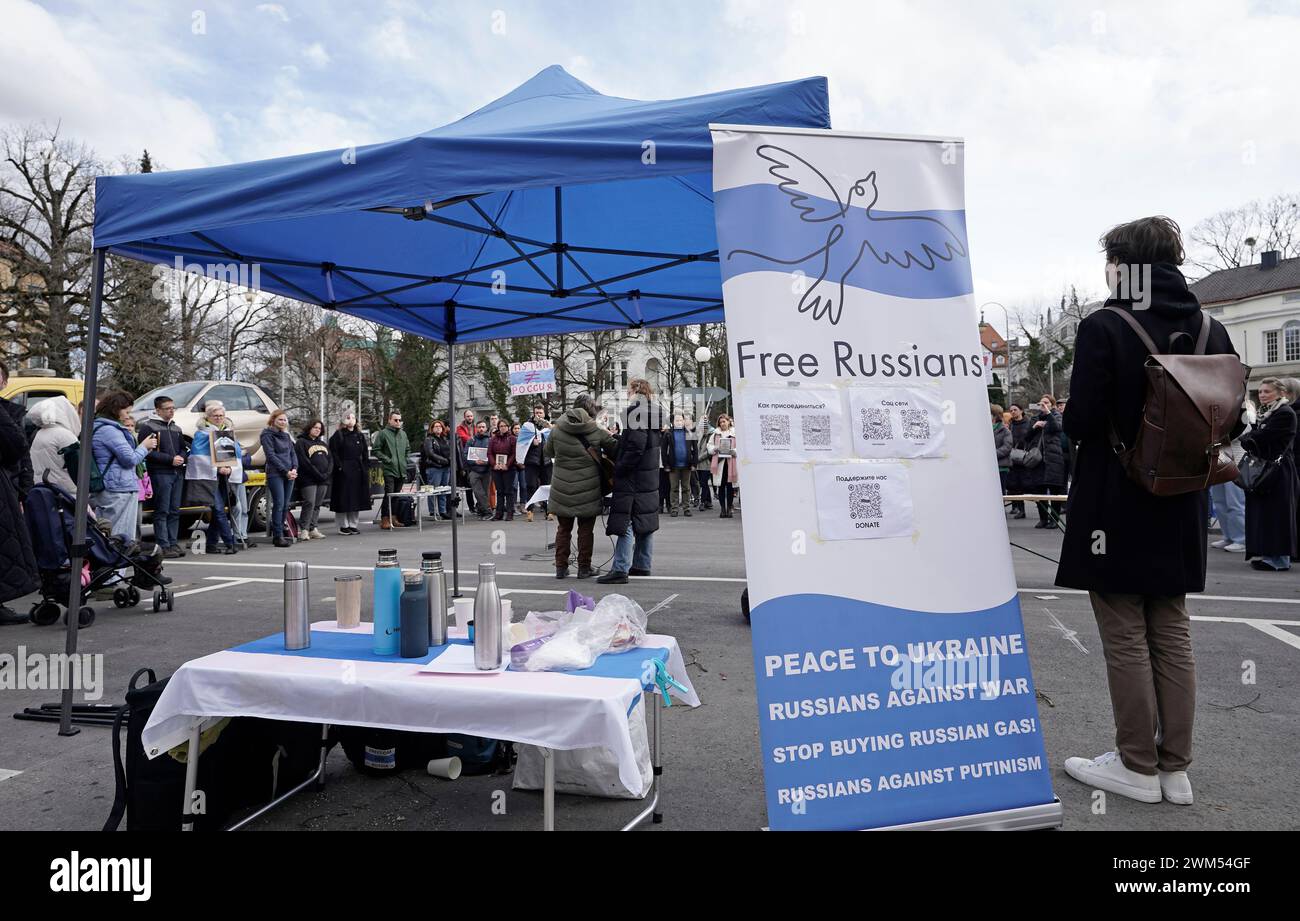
left=511, top=594, right=647, bottom=671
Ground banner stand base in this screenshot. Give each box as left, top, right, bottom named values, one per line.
left=869, top=798, right=1063, bottom=831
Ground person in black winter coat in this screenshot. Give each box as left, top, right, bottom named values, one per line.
left=0, top=395, right=38, bottom=625
left=421, top=420, right=452, bottom=519
left=1026, top=394, right=1066, bottom=528
left=1239, top=378, right=1297, bottom=571
left=328, top=413, right=371, bottom=535
left=1005, top=404, right=1032, bottom=518
left=1056, top=218, right=1242, bottom=808
left=295, top=420, right=333, bottom=539
left=598, top=380, right=663, bottom=584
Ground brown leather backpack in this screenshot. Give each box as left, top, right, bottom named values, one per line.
left=1104, top=306, right=1248, bottom=497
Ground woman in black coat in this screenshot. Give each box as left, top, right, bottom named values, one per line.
left=598, top=384, right=663, bottom=583
left=0, top=403, right=38, bottom=616
left=1056, top=263, right=1240, bottom=595
left=1240, top=379, right=1297, bottom=571
left=1025, top=396, right=1066, bottom=528
left=328, top=412, right=371, bottom=535
left=1005, top=405, right=1032, bottom=518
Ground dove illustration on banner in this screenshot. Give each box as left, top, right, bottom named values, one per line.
left=724, top=145, right=968, bottom=325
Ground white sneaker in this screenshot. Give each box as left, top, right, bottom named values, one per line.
left=1224, top=542, right=1246, bottom=552
left=1158, top=770, right=1193, bottom=805
left=1063, top=751, right=1161, bottom=803
left=1210, top=538, right=1229, bottom=549
left=310, top=529, right=325, bottom=540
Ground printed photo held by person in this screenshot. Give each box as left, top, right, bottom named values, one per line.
left=488, top=419, right=518, bottom=521
left=1055, top=216, right=1242, bottom=806
left=706, top=413, right=740, bottom=518
left=186, top=401, right=242, bottom=553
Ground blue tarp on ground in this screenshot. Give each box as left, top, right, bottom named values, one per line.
left=94, top=66, right=829, bottom=343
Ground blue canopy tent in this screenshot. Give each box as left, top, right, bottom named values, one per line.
left=62, top=66, right=828, bottom=733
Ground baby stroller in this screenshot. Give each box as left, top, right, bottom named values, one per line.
left=24, top=477, right=175, bottom=627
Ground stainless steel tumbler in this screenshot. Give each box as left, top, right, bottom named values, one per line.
left=473, top=563, right=502, bottom=669
left=422, top=551, right=449, bottom=647
left=283, top=560, right=310, bottom=650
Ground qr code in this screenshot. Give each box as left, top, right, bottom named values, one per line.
left=760, top=414, right=790, bottom=446
left=848, top=483, right=882, bottom=520
left=801, top=414, right=832, bottom=447
left=901, top=409, right=931, bottom=440
left=860, top=408, right=892, bottom=441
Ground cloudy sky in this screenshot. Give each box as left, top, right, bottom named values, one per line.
left=3, top=0, right=1297, bottom=333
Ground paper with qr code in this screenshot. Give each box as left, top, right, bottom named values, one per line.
left=813, top=463, right=913, bottom=540
left=741, top=386, right=844, bottom=463
left=847, top=386, right=946, bottom=459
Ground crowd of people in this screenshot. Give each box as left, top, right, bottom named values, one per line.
left=995, top=379, right=1300, bottom=573
left=0, top=357, right=740, bottom=623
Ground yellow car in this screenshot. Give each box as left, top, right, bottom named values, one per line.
left=0, top=370, right=84, bottom=412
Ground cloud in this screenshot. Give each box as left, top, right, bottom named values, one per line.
left=0, top=0, right=220, bottom=168
left=302, top=42, right=331, bottom=69
left=255, top=3, right=290, bottom=22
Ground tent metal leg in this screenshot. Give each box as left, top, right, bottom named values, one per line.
left=182, top=720, right=202, bottom=831
left=541, top=747, right=555, bottom=831
left=448, top=341, right=460, bottom=596
left=59, top=248, right=105, bottom=737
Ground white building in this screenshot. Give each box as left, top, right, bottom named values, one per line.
left=1189, top=251, right=1300, bottom=392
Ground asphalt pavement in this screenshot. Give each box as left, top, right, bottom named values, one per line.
left=0, top=501, right=1296, bottom=831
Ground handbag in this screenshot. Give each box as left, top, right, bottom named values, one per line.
left=1011, top=436, right=1043, bottom=469
left=1236, top=453, right=1283, bottom=494
left=583, top=435, right=614, bottom=496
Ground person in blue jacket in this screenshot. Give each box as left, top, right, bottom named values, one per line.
left=260, top=409, right=299, bottom=547
left=90, top=390, right=155, bottom=542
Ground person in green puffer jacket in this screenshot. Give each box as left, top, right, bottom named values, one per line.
left=544, top=394, right=617, bottom=580
left=372, top=410, right=410, bottom=529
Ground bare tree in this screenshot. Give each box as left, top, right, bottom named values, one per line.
left=1188, top=193, right=1300, bottom=275
left=0, top=123, right=97, bottom=374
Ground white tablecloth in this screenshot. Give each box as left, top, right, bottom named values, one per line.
left=141, top=623, right=699, bottom=794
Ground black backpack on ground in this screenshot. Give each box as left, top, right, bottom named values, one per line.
left=105, top=667, right=327, bottom=831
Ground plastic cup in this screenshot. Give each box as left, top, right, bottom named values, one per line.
left=452, top=596, right=474, bottom=627
left=426, top=757, right=462, bottom=780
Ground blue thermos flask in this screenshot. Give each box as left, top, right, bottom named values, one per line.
left=372, top=548, right=402, bottom=656
left=399, top=572, right=430, bottom=658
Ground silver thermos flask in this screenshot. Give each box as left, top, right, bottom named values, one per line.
left=422, top=551, right=448, bottom=647
left=473, top=562, right=502, bottom=669
left=283, top=560, right=310, bottom=650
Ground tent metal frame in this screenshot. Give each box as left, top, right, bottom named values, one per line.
left=62, top=185, right=723, bottom=733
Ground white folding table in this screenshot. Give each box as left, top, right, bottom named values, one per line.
left=141, top=622, right=699, bottom=831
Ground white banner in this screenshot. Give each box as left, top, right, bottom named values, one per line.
left=712, top=124, right=1057, bottom=832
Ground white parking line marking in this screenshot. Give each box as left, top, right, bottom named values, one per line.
left=183, top=574, right=569, bottom=598
left=1019, top=587, right=1300, bottom=607
left=0, top=769, right=22, bottom=783
left=1244, top=621, right=1300, bottom=652
left=164, top=559, right=748, bottom=582
left=172, top=577, right=256, bottom=598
